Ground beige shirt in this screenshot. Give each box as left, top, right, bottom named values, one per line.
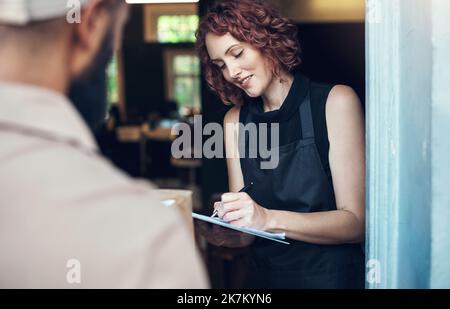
left=0, top=82, right=208, bottom=289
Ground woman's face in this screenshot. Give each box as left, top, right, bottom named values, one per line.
left=205, top=32, right=274, bottom=98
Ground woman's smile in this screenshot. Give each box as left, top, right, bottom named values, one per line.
left=237, top=74, right=254, bottom=89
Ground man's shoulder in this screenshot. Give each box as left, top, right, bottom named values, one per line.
left=0, top=131, right=170, bottom=220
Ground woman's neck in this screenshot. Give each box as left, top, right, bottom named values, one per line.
left=261, top=71, right=294, bottom=112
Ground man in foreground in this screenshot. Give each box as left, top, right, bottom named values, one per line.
left=0, top=0, right=208, bottom=288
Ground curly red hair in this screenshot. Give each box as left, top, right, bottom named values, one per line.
left=195, top=0, right=301, bottom=106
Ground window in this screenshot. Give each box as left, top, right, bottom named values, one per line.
left=143, top=3, right=198, bottom=43
left=142, top=4, right=201, bottom=115
left=106, top=55, right=119, bottom=108
left=165, top=50, right=201, bottom=115
left=157, top=15, right=199, bottom=43
left=105, top=53, right=125, bottom=122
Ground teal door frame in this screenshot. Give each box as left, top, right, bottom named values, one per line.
left=366, top=0, right=450, bottom=289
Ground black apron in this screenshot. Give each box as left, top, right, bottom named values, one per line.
left=239, top=78, right=365, bottom=289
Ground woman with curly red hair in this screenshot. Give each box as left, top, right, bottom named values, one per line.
left=196, top=0, right=365, bottom=288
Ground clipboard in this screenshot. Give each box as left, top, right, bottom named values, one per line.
left=192, top=213, right=290, bottom=245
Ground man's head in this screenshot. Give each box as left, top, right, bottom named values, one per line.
left=0, top=0, right=129, bottom=130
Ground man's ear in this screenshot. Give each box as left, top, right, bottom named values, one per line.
left=68, top=0, right=110, bottom=78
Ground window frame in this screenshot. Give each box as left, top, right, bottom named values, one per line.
left=163, top=48, right=201, bottom=113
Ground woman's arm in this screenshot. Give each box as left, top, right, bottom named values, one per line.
left=224, top=106, right=245, bottom=192
left=218, top=85, right=365, bottom=245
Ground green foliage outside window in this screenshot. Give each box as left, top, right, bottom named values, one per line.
left=157, top=15, right=199, bottom=43
left=158, top=15, right=201, bottom=113
left=173, top=55, right=200, bottom=112
left=106, top=56, right=119, bottom=107
left=174, top=55, right=200, bottom=75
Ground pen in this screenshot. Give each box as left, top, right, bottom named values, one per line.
left=211, top=182, right=254, bottom=218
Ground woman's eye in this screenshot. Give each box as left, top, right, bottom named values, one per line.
left=235, top=50, right=244, bottom=58
left=219, top=64, right=226, bottom=70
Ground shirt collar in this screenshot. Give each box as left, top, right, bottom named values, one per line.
left=0, top=82, right=98, bottom=153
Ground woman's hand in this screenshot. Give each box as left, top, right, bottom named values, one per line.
left=194, top=192, right=267, bottom=248
left=215, top=193, right=269, bottom=231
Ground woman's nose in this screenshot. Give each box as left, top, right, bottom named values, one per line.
left=228, top=64, right=242, bottom=79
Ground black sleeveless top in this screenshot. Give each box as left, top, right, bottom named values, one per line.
left=244, top=72, right=333, bottom=180
left=238, top=72, right=365, bottom=289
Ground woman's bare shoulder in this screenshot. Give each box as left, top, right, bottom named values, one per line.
left=325, top=84, right=364, bottom=147
left=325, top=85, right=362, bottom=124
left=326, top=85, right=361, bottom=112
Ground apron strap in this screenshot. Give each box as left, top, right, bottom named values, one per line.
left=299, top=89, right=315, bottom=139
